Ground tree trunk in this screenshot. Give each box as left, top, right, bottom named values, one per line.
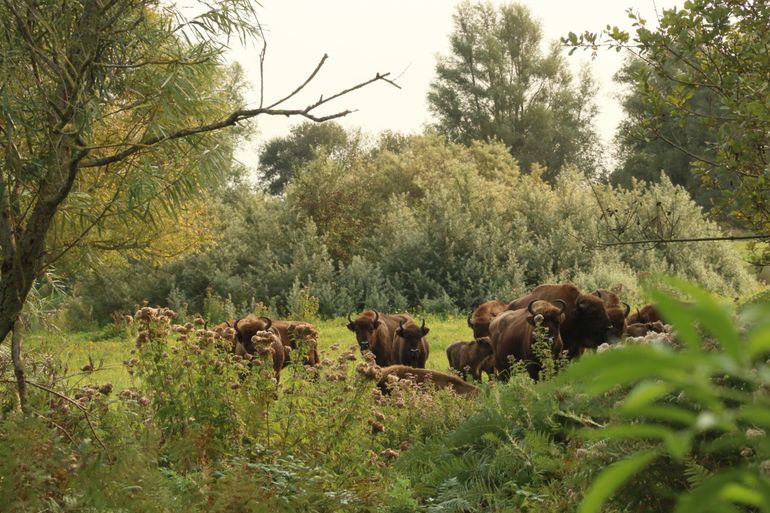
left=11, top=319, right=26, bottom=413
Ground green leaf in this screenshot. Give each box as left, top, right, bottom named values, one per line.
left=578, top=450, right=659, bottom=513
left=622, top=381, right=673, bottom=409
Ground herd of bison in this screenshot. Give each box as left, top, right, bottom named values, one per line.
left=216, top=283, right=665, bottom=396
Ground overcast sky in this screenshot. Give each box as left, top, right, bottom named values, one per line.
left=226, top=0, right=683, bottom=170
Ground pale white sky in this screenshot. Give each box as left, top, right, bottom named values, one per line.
left=228, top=0, right=683, bottom=170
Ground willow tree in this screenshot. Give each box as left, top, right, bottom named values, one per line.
left=0, top=0, right=395, bottom=406
left=428, top=1, right=600, bottom=178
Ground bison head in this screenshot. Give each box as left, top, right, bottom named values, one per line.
left=575, top=294, right=613, bottom=348
left=347, top=310, right=381, bottom=353
left=606, top=302, right=631, bottom=339
left=396, top=318, right=428, bottom=365
left=527, top=299, right=566, bottom=353
left=233, top=315, right=272, bottom=354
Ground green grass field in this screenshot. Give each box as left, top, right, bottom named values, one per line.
left=22, top=315, right=473, bottom=391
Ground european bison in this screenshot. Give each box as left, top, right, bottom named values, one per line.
left=490, top=299, right=566, bottom=380
left=592, top=289, right=631, bottom=339
left=347, top=309, right=406, bottom=366
left=625, top=320, right=666, bottom=337
left=467, top=300, right=507, bottom=339
left=272, top=320, right=320, bottom=367
left=393, top=317, right=430, bottom=368
left=627, top=304, right=662, bottom=325
left=233, top=315, right=286, bottom=382
left=375, top=365, right=478, bottom=397
left=507, top=283, right=612, bottom=358
left=446, top=337, right=495, bottom=382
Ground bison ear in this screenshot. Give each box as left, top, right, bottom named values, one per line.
left=395, top=327, right=404, bottom=337
left=526, top=316, right=536, bottom=326
left=421, top=327, right=430, bottom=336
left=592, top=289, right=601, bottom=297
left=372, top=320, right=381, bottom=328
left=346, top=322, right=356, bottom=332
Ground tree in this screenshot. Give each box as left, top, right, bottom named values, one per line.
left=427, top=1, right=600, bottom=178
left=0, top=0, right=396, bottom=401
left=257, top=121, right=349, bottom=194
left=566, top=0, right=770, bottom=259
left=611, top=57, right=718, bottom=208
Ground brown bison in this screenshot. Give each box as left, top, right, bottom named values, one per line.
left=625, top=320, right=666, bottom=337
left=446, top=337, right=495, bottom=382
left=393, top=317, right=430, bottom=368
left=347, top=309, right=407, bottom=366
left=272, top=320, right=320, bottom=367
left=375, top=365, right=478, bottom=397
left=233, top=315, right=286, bottom=382
left=507, top=283, right=612, bottom=358
left=592, top=289, right=631, bottom=339
left=627, top=304, right=663, bottom=325
left=490, top=299, right=566, bottom=380
left=467, top=299, right=507, bottom=339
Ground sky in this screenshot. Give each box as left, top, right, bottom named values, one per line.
left=226, top=0, right=683, bottom=170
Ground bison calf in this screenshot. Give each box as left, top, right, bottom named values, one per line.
left=233, top=315, right=287, bottom=382
left=446, top=337, right=494, bottom=382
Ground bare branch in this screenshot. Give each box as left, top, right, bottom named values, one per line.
left=79, top=72, right=399, bottom=169
left=264, top=53, right=330, bottom=110
left=599, top=233, right=770, bottom=247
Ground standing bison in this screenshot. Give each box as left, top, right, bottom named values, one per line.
left=592, top=289, right=631, bottom=339
left=507, top=283, right=612, bottom=358
left=446, top=337, right=495, bottom=382
left=393, top=318, right=430, bottom=368
left=232, top=315, right=286, bottom=382
left=347, top=309, right=406, bottom=366
left=467, top=300, right=507, bottom=339
left=490, top=299, right=566, bottom=380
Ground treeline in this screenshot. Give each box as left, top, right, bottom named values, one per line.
left=67, top=134, right=754, bottom=325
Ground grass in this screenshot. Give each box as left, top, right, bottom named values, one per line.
left=19, top=315, right=475, bottom=392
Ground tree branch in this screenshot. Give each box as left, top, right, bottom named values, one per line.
left=79, top=71, right=399, bottom=169
left=599, top=233, right=770, bottom=247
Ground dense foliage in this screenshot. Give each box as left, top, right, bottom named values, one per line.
left=64, top=134, right=755, bottom=325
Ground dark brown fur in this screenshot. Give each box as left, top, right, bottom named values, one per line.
left=233, top=315, right=286, bottom=382
left=490, top=300, right=565, bottom=380
left=376, top=365, right=478, bottom=397
left=272, top=320, right=320, bottom=367
left=625, top=320, right=666, bottom=337
left=446, top=337, right=495, bottom=381
left=393, top=317, right=430, bottom=368
left=507, top=283, right=612, bottom=358
left=467, top=299, right=507, bottom=339
left=347, top=310, right=407, bottom=366
left=592, top=289, right=631, bottom=339
left=627, top=304, right=662, bottom=325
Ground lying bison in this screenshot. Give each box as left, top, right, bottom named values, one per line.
left=233, top=315, right=286, bottom=382
left=393, top=318, right=430, bottom=368
left=467, top=299, right=507, bottom=339
left=490, top=299, right=565, bottom=380
left=627, top=304, right=663, bottom=325
left=374, top=365, right=478, bottom=397
left=592, top=289, right=631, bottom=339
left=446, top=337, right=494, bottom=382
left=625, top=320, right=666, bottom=337
left=507, top=283, right=612, bottom=358
left=347, top=309, right=407, bottom=366
left=272, top=320, right=320, bottom=367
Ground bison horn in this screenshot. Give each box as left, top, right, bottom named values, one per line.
left=259, top=316, right=272, bottom=331
left=527, top=299, right=538, bottom=316
left=553, top=299, right=566, bottom=314
left=398, top=319, right=405, bottom=330
left=347, top=310, right=355, bottom=324
left=234, top=318, right=240, bottom=331
left=623, top=302, right=631, bottom=317
left=373, top=309, right=380, bottom=324
left=467, top=311, right=474, bottom=328
left=420, top=318, right=426, bottom=331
